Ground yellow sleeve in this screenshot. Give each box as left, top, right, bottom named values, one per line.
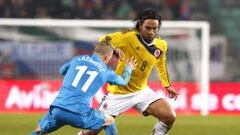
left=99, top=31, right=129, bottom=48
left=156, top=40, right=171, bottom=88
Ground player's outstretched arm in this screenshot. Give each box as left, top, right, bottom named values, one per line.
left=108, top=56, right=137, bottom=86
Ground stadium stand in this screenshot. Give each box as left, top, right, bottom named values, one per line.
left=208, top=0, right=240, bottom=80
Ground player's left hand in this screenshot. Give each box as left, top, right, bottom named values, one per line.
left=126, top=56, right=137, bottom=70
left=165, top=86, right=178, bottom=100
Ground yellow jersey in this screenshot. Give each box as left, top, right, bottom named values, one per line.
left=100, top=29, right=171, bottom=94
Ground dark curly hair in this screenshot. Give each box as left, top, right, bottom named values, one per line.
left=134, top=8, right=162, bottom=32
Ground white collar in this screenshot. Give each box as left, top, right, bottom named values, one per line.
left=140, top=35, right=153, bottom=46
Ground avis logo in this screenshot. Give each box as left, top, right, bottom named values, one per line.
left=5, top=83, right=59, bottom=109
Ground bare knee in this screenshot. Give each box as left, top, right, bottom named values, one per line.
left=80, top=116, right=114, bottom=135
left=103, top=114, right=115, bottom=126
left=146, top=99, right=176, bottom=127
left=158, top=104, right=176, bottom=127
left=162, top=110, right=176, bottom=127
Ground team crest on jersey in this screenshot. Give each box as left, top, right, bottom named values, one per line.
left=154, top=49, right=161, bottom=58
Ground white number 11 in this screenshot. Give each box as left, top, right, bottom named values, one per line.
left=71, top=66, right=98, bottom=92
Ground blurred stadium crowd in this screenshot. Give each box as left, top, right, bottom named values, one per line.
left=0, top=0, right=200, bottom=20
left=0, top=0, right=240, bottom=81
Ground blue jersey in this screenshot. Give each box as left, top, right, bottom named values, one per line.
left=51, top=54, right=132, bottom=113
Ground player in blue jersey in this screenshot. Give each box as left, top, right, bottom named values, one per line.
left=31, top=41, right=137, bottom=135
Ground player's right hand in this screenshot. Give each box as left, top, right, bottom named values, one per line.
left=126, top=56, right=137, bottom=70
left=165, top=86, right=178, bottom=100
left=113, top=48, right=125, bottom=61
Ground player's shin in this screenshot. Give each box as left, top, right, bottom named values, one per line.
left=104, top=123, right=118, bottom=135
left=151, top=121, right=169, bottom=135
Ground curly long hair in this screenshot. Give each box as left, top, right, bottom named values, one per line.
left=134, top=8, right=162, bottom=32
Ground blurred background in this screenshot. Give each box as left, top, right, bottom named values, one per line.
left=0, top=0, right=240, bottom=135
left=0, top=0, right=239, bottom=81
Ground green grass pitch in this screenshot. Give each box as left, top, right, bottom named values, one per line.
left=0, top=113, right=240, bottom=135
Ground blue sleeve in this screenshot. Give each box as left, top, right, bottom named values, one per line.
left=59, top=61, right=70, bottom=75
left=108, top=65, right=132, bottom=86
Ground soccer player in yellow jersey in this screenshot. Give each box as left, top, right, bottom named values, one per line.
left=79, top=8, right=178, bottom=135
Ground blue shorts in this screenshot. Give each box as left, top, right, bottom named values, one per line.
left=39, top=106, right=106, bottom=134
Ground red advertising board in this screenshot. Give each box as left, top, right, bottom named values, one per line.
left=0, top=80, right=61, bottom=113
left=0, top=80, right=240, bottom=115
left=210, top=83, right=240, bottom=114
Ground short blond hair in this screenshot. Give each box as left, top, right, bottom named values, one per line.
left=94, top=41, right=113, bottom=56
